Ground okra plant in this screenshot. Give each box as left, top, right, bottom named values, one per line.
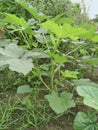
left=1, top=0, right=98, bottom=124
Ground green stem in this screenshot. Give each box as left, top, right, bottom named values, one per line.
left=40, top=76, right=51, bottom=91
left=21, top=31, right=31, bottom=49
left=42, top=31, right=50, bottom=52
left=66, top=44, right=83, bottom=56
left=50, top=59, right=55, bottom=90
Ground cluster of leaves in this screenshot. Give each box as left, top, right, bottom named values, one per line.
left=0, top=0, right=88, bottom=24
left=73, top=79, right=98, bottom=130
left=0, top=0, right=32, bottom=19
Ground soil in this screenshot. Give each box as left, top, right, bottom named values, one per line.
left=39, top=117, right=73, bottom=130
left=28, top=115, right=74, bottom=130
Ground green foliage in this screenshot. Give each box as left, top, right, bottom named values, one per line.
left=52, top=53, right=67, bottom=64
left=74, top=110, right=98, bottom=130
left=0, top=43, right=48, bottom=75
left=73, top=79, right=98, bottom=87
left=0, top=0, right=17, bottom=15
left=62, top=70, right=79, bottom=79
left=17, top=85, right=33, bottom=94
left=4, top=13, right=28, bottom=28
left=33, top=0, right=73, bottom=17
left=0, top=0, right=30, bottom=19
left=3, top=13, right=36, bottom=48
left=91, top=34, right=98, bottom=42
left=1, top=0, right=98, bottom=129
left=52, top=15, right=75, bottom=24
left=15, top=0, right=48, bottom=21
left=45, top=91, right=75, bottom=114
left=79, top=24, right=96, bottom=39
left=41, top=20, right=88, bottom=40
left=33, top=0, right=83, bottom=23
left=76, top=85, right=98, bottom=110
left=0, top=43, right=34, bottom=75
left=0, top=92, right=52, bottom=129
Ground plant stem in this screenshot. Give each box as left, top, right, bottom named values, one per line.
left=50, top=59, right=55, bottom=90
left=40, top=76, right=51, bottom=91
left=21, top=31, right=31, bottom=49
left=66, top=44, right=83, bottom=56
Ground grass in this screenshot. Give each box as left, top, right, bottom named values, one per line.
left=0, top=69, right=76, bottom=130
left=0, top=72, right=55, bottom=130
left=0, top=92, right=75, bottom=130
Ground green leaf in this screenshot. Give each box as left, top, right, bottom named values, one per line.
left=17, top=85, right=33, bottom=94
left=0, top=39, right=17, bottom=47
left=74, top=111, right=98, bottom=130
left=45, top=91, right=75, bottom=114
left=80, top=49, right=87, bottom=55
left=22, top=51, right=49, bottom=59
left=42, top=20, right=62, bottom=38
left=4, top=13, right=28, bottom=28
left=62, top=70, right=79, bottom=79
left=76, top=86, right=98, bottom=110
left=0, top=43, right=23, bottom=57
left=0, top=44, right=48, bottom=75
left=50, top=34, right=58, bottom=46
left=35, top=34, right=50, bottom=44
left=56, top=17, right=75, bottom=24
left=73, top=79, right=98, bottom=88
left=8, top=58, right=33, bottom=75
left=40, top=64, right=49, bottom=71
left=79, top=24, right=96, bottom=39
left=52, top=53, right=67, bottom=64
left=0, top=22, right=6, bottom=28
left=91, top=35, right=98, bottom=42
left=3, top=13, right=34, bottom=35
left=42, top=20, right=87, bottom=40
left=51, top=13, right=65, bottom=22
left=0, top=44, right=34, bottom=75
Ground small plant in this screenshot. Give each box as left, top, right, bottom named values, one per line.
left=73, top=79, right=98, bottom=130
left=45, top=91, right=75, bottom=114
left=74, top=110, right=98, bottom=130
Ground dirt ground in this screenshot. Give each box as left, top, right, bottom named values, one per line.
left=27, top=115, right=74, bottom=130
left=40, top=120, right=73, bottom=130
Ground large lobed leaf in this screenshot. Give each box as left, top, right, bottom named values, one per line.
left=0, top=44, right=33, bottom=75
left=76, top=85, right=98, bottom=110
left=74, top=110, right=98, bottom=130
left=0, top=44, right=48, bottom=75
left=73, top=79, right=98, bottom=88
left=4, top=13, right=28, bottom=28
left=41, top=20, right=87, bottom=40
left=45, top=91, right=75, bottom=114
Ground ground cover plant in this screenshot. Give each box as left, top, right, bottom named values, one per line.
left=0, top=0, right=98, bottom=130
